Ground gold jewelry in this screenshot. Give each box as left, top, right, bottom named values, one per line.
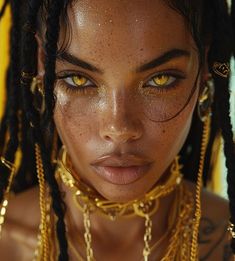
left=197, top=78, right=214, bottom=122
left=30, top=77, right=45, bottom=114
left=212, top=62, right=230, bottom=78
left=34, top=143, right=50, bottom=261
left=228, top=221, right=235, bottom=239
left=161, top=184, right=194, bottom=261
left=20, top=71, right=35, bottom=85
left=54, top=182, right=194, bottom=261
left=190, top=112, right=211, bottom=260
left=56, top=148, right=182, bottom=221
left=56, top=151, right=185, bottom=261
left=0, top=157, right=16, bottom=237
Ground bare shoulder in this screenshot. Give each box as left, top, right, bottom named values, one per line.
left=184, top=180, right=233, bottom=261
left=0, top=186, right=40, bottom=261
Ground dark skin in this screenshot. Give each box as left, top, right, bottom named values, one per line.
left=0, top=0, right=233, bottom=260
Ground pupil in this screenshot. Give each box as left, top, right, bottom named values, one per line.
left=73, top=76, right=86, bottom=86
left=154, top=75, right=168, bottom=85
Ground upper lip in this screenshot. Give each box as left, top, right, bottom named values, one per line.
left=91, top=154, right=152, bottom=167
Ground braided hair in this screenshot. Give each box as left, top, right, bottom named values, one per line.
left=0, top=0, right=234, bottom=259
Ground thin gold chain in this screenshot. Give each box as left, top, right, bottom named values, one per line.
left=55, top=153, right=197, bottom=260
left=76, top=184, right=194, bottom=261
left=161, top=184, right=194, bottom=261
left=0, top=157, right=16, bottom=237
left=34, top=143, right=50, bottom=261
left=56, top=153, right=182, bottom=221
left=190, top=116, right=211, bottom=260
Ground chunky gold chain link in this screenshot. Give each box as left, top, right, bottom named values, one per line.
left=143, top=215, right=152, bottom=261
left=83, top=204, right=94, bottom=261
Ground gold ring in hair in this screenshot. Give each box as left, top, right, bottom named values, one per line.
left=213, top=62, right=230, bottom=78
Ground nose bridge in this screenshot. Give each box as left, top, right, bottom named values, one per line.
left=110, top=89, right=129, bottom=120
left=99, top=88, right=142, bottom=143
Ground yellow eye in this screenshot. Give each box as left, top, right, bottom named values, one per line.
left=72, top=75, right=88, bottom=86
left=152, top=75, right=170, bottom=86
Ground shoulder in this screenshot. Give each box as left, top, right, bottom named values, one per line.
left=184, top=180, right=233, bottom=261
left=0, top=186, right=40, bottom=261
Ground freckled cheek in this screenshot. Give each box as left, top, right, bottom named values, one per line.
left=146, top=87, right=198, bottom=165
left=53, top=90, right=99, bottom=151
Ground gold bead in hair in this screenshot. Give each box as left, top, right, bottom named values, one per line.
left=212, top=62, right=230, bottom=78
left=228, top=221, right=235, bottom=239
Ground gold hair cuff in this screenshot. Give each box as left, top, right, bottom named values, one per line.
left=0, top=157, right=15, bottom=171
left=21, top=71, right=36, bottom=85
left=21, top=71, right=35, bottom=80
left=228, top=221, right=235, bottom=238
left=213, top=62, right=230, bottom=78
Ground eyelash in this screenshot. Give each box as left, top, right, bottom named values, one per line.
left=56, top=71, right=185, bottom=94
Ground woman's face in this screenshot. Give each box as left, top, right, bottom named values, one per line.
left=53, top=0, right=200, bottom=202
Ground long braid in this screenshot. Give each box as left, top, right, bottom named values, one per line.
left=0, top=0, right=234, bottom=258
left=208, top=0, right=235, bottom=252
left=0, top=0, right=22, bottom=200
left=42, top=1, right=69, bottom=259
left=21, top=0, right=68, bottom=259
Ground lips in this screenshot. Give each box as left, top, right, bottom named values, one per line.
left=91, top=154, right=152, bottom=185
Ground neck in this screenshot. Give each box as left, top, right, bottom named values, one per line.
left=60, top=180, right=176, bottom=244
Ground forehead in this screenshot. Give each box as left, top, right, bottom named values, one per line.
left=60, top=0, right=195, bottom=70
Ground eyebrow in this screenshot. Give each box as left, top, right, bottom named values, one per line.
left=57, top=52, right=103, bottom=74
left=136, top=49, right=190, bottom=73
left=56, top=48, right=190, bottom=74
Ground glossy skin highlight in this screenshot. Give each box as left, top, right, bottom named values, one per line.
left=0, top=1, right=233, bottom=261
left=53, top=0, right=200, bottom=202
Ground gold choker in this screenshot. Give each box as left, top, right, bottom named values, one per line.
left=56, top=146, right=182, bottom=221
left=55, top=147, right=185, bottom=261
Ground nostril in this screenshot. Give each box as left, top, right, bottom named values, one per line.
left=100, top=119, right=143, bottom=144
left=104, top=135, right=112, bottom=141
left=102, top=131, right=141, bottom=144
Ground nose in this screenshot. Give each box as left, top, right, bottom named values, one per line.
left=99, top=92, right=143, bottom=144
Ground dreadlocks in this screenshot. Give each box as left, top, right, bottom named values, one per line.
left=0, top=0, right=234, bottom=259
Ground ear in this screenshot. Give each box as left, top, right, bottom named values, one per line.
left=199, top=46, right=211, bottom=95
left=35, top=33, right=45, bottom=78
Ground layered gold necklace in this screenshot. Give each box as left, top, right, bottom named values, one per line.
left=33, top=113, right=211, bottom=261
left=53, top=148, right=195, bottom=261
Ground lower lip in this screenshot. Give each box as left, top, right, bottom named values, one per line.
left=91, top=164, right=151, bottom=185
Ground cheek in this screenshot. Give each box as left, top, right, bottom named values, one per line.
left=53, top=88, right=98, bottom=150
left=154, top=86, right=199, bottom=163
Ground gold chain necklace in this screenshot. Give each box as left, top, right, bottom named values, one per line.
left=56, top=149, right=185, bottom=261
left=51, top=182, right=194, bottom=261
left=56, top=147, right=182, bottom=220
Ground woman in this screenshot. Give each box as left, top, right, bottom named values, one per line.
left=0, top=0, right=234, bottom=260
